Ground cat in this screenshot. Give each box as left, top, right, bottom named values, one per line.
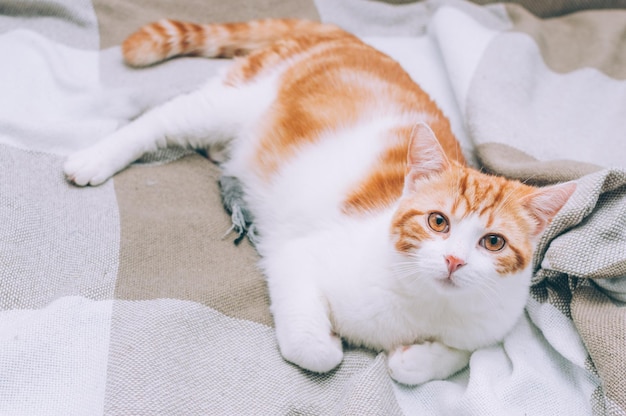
left=64, top=18, right=576, bottom=385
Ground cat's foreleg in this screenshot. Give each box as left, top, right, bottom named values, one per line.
left=262, top=243, right=344, bottom=374
left=387, top=341, right=471, bottom=385
left=64, top=81, right=236, bottom=186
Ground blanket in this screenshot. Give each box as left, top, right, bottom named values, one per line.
left=1, top=0, right=625, bottom=414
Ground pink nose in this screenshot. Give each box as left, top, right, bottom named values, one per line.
left=445, top=255, right=466, bottom=274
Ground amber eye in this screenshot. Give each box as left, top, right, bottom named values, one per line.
left=480, top=234, right=506, bottom=251
left=427, top=212, right=449, bottom=233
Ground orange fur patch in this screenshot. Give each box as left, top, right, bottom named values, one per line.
left=246, top=32, right=465, bottom=184
left=390, top=208, right=431, bottom=253
left=343, top=128, right=409, bottom=214
left=122, top=18, right=339, bottom=67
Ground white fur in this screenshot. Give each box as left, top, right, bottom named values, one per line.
left=64, top=63, right=533, bottom=385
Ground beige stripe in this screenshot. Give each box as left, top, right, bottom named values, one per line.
left=506, top=4, right=626, bottom=79
left=93, top=0, right=321, bottom=49
left=113, top=154, right=273, bottom=327
left=571, top=284, right=626, bottom=413
left=476, top=142, right=602, bottom=185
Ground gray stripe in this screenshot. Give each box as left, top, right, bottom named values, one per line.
left=0, top=0, right=98, bottom=49
left=0, top=145, right=120, bottom=309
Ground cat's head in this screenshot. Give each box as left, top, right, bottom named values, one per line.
left=390, top=124, right=576, bottom=295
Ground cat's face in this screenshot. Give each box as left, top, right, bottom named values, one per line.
left=391, top=166, right=538, bottom=293
left=389, top=124, right=575, bottom=295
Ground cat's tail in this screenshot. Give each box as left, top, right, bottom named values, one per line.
left=122, top=18, right=339, bottom=67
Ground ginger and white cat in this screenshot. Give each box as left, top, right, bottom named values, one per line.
left=64, top=19, right=576, bottom=385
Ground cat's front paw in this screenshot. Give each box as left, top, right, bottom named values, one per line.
left=387, top=342, right=470, bottom=386
left=64, top=146, right=120, bottom=186
left=278, top=331, right=344, bottom=374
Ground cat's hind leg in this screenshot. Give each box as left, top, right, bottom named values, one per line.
left=387, top=341, right=470, bottom=385
left=64, top=76, right=272, bottom=186
left=262, top=241, right=344, bottom=374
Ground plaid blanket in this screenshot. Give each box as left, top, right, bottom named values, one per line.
left=1, top=0, right=625, bottom=414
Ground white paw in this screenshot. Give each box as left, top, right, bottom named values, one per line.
left=278, top=331, right=344, bottom=374
left=64, top=146, right=120, bottom=186
left=387, top=342, right=470, bottom=386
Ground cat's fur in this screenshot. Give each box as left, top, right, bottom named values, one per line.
left=64, top=19, right=576, bottom=385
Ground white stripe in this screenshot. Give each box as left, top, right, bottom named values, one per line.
left=0, top=297, right=113, bottom=415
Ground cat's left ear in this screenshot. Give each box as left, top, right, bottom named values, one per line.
left=404, top=123, right=450, bottom=193
left=522, top=181, right=577, bottom=237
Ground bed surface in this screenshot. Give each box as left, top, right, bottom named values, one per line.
left=1, top=0, right=625, bottom=414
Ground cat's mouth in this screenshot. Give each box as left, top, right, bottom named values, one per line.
left=434, top=276, right=459, bottom=289
left=434, top=275, right=461, bottom=290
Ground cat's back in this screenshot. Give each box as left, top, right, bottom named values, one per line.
left=229, top=29, right=462, bottom=178
left=221, top=24, right=463, bottom=219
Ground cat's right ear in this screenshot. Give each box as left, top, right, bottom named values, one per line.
left=404, top=123, right=450, bottom=193
left=521, top=181, right=577, bottom=237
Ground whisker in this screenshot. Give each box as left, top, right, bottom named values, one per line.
left=391, top=254, right=440, bottom=283
left=472, top=279, right=500, bottom=303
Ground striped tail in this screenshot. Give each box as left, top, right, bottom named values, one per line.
left=122, top=18, right=337, bottom=67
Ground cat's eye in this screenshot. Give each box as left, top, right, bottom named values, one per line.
left=480, top=234, right=506, bottom=252
left=427, top=212, right=449, bottom=233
